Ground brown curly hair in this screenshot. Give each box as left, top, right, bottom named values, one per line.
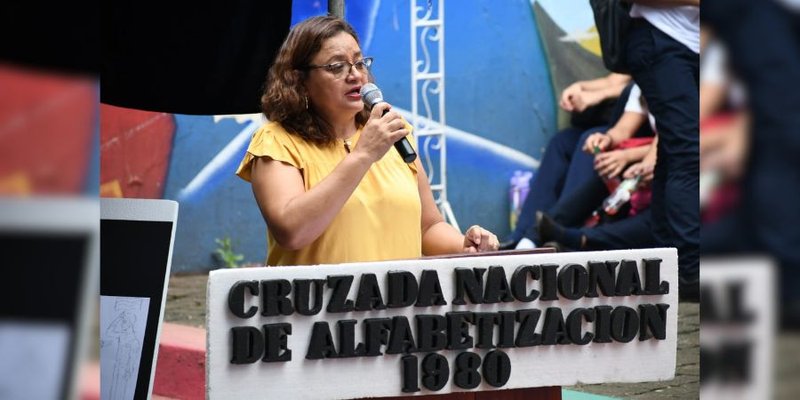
left=261, top=15, right=371, bottom=145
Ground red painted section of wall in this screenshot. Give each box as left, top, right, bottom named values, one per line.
left=80, top=326, right=197, bottom=400
left=100, top=104, right=175, bottom=198
left=0, top=65, right=96, bottom=195
left=153, top=323, right=206, bottom=400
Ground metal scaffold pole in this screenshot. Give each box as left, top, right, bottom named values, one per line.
left=410, top=0, right=457, bottom=231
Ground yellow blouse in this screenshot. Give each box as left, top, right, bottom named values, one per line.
left=236, top=121, right=421, bottom=266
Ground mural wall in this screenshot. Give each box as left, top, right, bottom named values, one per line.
left=99, top=0, right=603, bottom=272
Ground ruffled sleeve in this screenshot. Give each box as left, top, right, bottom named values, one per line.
left=235, top=123, right=304, bottom=182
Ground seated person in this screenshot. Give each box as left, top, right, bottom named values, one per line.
left=501, top=75, right=641, bottom=249
left=507, top=83, right=655, bottom=250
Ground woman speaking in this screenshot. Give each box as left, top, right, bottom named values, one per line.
left=236, top=15, right=498, bottom=266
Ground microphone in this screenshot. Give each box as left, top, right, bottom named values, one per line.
left=360, top=83, right=417, bottom=163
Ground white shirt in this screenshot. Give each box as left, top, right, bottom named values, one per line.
left=624, top=84, right=645, bottom=114
left=624, top=84, right=658, bottom=133
left=630, top=5, right=700, bottom=54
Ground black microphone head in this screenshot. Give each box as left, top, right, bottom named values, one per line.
left=360, top=83, right=383, bottom=108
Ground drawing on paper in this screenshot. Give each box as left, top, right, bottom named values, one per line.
left=100, top=296, right=150, bottom=400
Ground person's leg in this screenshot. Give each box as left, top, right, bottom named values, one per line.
left=537, top=210, right=655, bottom=251
left=561, top=127, right=608, bottom=197
left=700, top=210, right=756, bottom=255
left=550, top=175, right=608, bottom=228
left=523, top=173, right=609, bottom=245
left=519, top=127, right=608, bottom=246
left=627, top=20, right=700, bottom=295
left=582, top=209, right=657, bottom=250
left=536, top=212, right=585, bottom=251
left=503, top=127, right=584, bottom=246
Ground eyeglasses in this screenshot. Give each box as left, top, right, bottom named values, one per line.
left=305, top=57, right=373, bottom=79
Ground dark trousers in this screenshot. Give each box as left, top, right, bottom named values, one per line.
left=583, top=209, right=656, bottom=250
left=532, top=170, right=657, bottom=250
left=547, top=173, right=608, bottom=229
left=626, top=20, right=699, bottom=286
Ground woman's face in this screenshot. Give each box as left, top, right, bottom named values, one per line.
left=304, top=32, right=369, bottom=124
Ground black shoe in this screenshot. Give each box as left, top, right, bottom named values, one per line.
left=536, top=211, right=563, bottom=245
left=498, top=239, right=519, bottom=250
left=541, top=240, right=564, bottom=252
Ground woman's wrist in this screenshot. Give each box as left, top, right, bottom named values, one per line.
left=346, top=148, right=375, bottom=170
left=620, top=148, right=633, bottom=163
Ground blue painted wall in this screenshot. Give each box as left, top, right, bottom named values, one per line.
left=366, top=0, right=555, bottom=237
left=162, top=116, right=265, bottom=271
left=370, top=0, right=555, bottom=153
left=164, top=0, right=557, bottom=272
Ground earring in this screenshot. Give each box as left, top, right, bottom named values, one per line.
left=304, top=96, right=309, bottom=109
